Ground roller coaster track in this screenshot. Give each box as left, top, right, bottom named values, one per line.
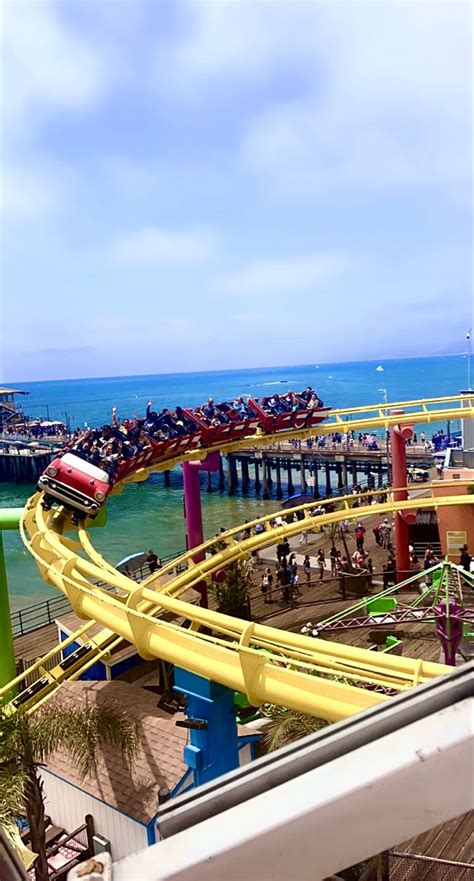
left=2, top=395, right=473, bottom=721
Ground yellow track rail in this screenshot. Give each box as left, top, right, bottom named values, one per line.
left=4, top=395, right=473, bottom=720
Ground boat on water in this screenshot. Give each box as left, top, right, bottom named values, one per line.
left=376, top=365, right=384, bottom=371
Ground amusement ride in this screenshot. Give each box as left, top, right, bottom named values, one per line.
left=0, top=391, right=472, bottom=728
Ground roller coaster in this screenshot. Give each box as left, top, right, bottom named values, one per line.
left=2, top=394, right=473, bottom=724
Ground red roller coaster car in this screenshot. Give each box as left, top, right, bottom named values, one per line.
left=38, top=452, right=112, bottom=515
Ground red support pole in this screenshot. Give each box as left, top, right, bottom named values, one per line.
left=390, top=411, right=413, bottom=583
left=182, top=451, right=220, bottom=608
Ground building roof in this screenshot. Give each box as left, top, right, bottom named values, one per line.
left=44, top=680, right=188, bottom=825
left=0, top=387, right=29, bottom=395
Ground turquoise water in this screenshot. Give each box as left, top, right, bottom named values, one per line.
left=1, top=476, right=274, bottom=612
left=7, top=354, right=469, bottom=429
left=1, top=355, right=468, bottom=611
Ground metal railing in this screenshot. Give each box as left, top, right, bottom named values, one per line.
left=12, top=548, right=187, bottom=638
left=385, top=850, right=474, bottom=880
left=48, top=822, right=91, bottom=880
left=11, top=594, right=73, bottom=638
left=246, top=570, right=395, bottom=623
left=17, top=649, right=64, bottom=688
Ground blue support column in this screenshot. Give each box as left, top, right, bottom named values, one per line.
left=174, top=668, right=240, bottom=787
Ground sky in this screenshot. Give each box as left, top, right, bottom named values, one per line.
left=1, top=0, right=472, bottom=382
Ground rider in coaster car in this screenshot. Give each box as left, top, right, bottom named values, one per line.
left=202, top=398, right=229, bottom=425
left=232, top=396, right=252, bottom=418
left=202, top=398, right=216, bottom=421
left=142, top=401, right=161, bottom=434
left=300, top=386, right=314, bottom=403
left=267, top=394, right=289, bottom=415
left=174, top=406, right=197, bottom=435
left=283, top=391, right=300, bottom=412
left=145, top=408, right=175, bottom=440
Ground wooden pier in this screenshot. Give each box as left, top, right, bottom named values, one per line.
left=0, top=449, right=54, bottom=482
left=213, top=443, right=432, bottom=499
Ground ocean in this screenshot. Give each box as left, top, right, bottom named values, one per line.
left=1, top=354, right=469, bottom=612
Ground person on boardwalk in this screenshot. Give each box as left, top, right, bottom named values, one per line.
left=290, top=559, right=301, bottom=597
left=261, top=569, right=274, bottom=604
left=263, top=567, right=274, bottom=601
left=381, top=518, right=391, bottom=549
left=355, top=522, right=366, bottom=552
left=145, top=550, right=159, bottom=573
left=372, top=523, right=383, bottom=546
left=330, top=545, right=339, bottom=578
left=459, top=546, right=471, bottom=572
left=303, top=554, right=311, bottom=585
left=366, top=557, right=374, bottom=586
left=339, top=555, right=350, bottom=573
left=281, top=564, right=292, bottom=604
left=316, top=549, right=326, bottom=582
left=352, top=549, right=366, bottom=570
left=383, top=559, right=396, bottom=588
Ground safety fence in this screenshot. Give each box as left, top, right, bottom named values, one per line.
left=11, top=549, right=186, bottom=639
left=245, top=569, right=400, bottom=623
left=17, top=649, right=64, bottom=689
left=48, top=822, right=92, bottom=881
left=384, top=850, right=474, bottom=880
left=12, top=594, right=73, bottom=638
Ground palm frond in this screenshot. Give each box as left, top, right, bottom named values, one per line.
left=31, top=700, right=138, bottom=779
left=261, top=706, right=329, bottom=752
left=71, top=702, right=139, bottom=778
left=0, top=709, right=27, bottom=762
left=0, top=762, right=26, bottom=825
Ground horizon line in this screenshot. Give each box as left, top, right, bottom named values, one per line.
left=3, top=351, right=468, bottom=387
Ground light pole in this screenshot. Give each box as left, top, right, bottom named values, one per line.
left=467, top=328, right=472, bottom=390
left=379, top=388, right=390, bottom=484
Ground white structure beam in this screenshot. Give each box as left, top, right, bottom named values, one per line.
left=113, top=668, right=473, bottom=881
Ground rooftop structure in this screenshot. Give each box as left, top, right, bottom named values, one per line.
left=41, top=680, right=188, bottom=860
left=0, top=387, right=28, bottom=430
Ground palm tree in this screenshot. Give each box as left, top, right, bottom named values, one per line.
left=261, top=705, right=329, bottom=752
left=0, top=700, right=138, bottom=881
left=209, top=557, right=253, bottom=617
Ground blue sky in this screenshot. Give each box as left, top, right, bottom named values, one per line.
left=1, top=0, right=472, bottom=381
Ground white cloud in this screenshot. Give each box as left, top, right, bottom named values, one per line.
left=104, top=157, right=161, bottom=197
left=164, top=2, right=471, bottom=196
left=3, top=0, right=109, bottom=135
left=1, top=162, right=71, bottom=220
left=214, top=253, right=348, bottom=297
left=166, top=2, right=308, bottom=86
left=239, top=3, right=472, bottom=195
left=110, top=226, right=217, bottom=264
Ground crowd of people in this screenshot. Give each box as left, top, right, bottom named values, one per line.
left=1, top=420, right=68, bottom=439
left=240, top=511, right=473, bottom=607
left=226, top=516, right=376, bottom=606
left=59, top=388, right=325, bottom=479
left=281, top=427, right=448, bottom=456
